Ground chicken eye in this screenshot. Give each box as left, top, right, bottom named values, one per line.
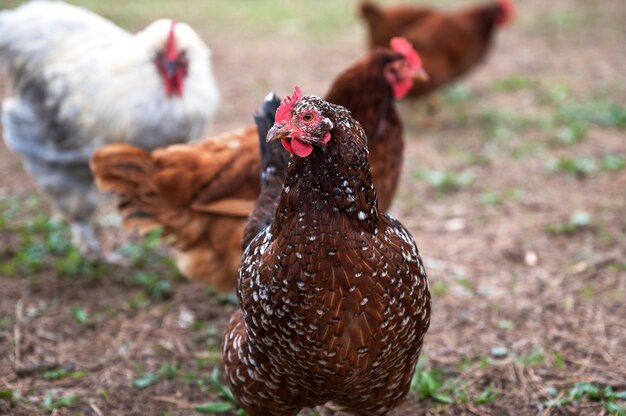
left=303, top=113, right=314, bottom=122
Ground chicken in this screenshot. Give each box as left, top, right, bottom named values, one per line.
left=326, top=37, right=426, bottom=212
left=0, top=1, right=218, bottom=258
left=359, top=0, right=514, bottom=98
left=222, top=87, right=431, bottom=416
left=91, top=38, right=426, bottom=290
left=92, top=128, right=260, bottom=291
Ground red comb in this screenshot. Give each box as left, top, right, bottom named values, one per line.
left=390, top=37, right=422, bottom=69
left=275, top=86, right=302, bottom=125
left=165, top=20, right=177, bottom=60
left=497, top=0, right=515, bottom=27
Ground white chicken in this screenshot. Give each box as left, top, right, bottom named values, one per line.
left=0, top=1, right=219, bottom=258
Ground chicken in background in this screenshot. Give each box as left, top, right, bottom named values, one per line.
left=92, top=38, right=426, bottom=292
left=0, top=1, right=219, bottom=258
left=223, top=86, right=431, bottom=416
left=326, top=37, right=427, bottom=212
left=359, top=0, right=514, bottom=100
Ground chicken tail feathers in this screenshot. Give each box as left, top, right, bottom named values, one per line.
left=255, top=92, right=288, bottom=188
left=241, top=92, right=288, bottom=249
left=90, top=144, right=163, bottom=235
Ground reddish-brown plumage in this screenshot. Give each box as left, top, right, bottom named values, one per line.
left=92, top=46, right=423, bottom=291
left=91, top=128, right=261, bottom=291
left=223, top=93, right=431, bottom=416
left=359, top=0, right=513, bottom=97
left=325, top=48, right=413, bottom=212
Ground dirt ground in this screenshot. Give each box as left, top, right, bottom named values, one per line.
left=0, top=0, right=625, bottom=415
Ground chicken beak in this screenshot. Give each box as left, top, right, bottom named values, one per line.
left=413, top=68, right=429, bottom=82
left=266, top=123, right=290, bottom=143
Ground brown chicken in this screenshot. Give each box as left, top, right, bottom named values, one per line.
left=91, top=39, right=426, bottom=291
left=222, top=87, right=431, bottom=416
left=91, top=127, right=260, bottom=291
left=359, top=0, right=514, bottom=97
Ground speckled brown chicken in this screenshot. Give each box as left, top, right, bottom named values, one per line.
left=91, top=39, right=426, bottom=292
left=222, top=87, right=431, bottom=416
left=359, top=0, right=514, bottom=98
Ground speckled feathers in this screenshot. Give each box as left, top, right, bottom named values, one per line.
left=223, top=93, right=431, bottom=415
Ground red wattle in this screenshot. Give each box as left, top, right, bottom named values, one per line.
left=281, top=139, right=293, bottom=155
left=291, top=138, right=313, bottom=157
left=392, top=80, right=413, bottom=99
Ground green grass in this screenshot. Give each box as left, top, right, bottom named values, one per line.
left=129, top=361, right=243, bottom=416
left=436, top=77, right=626, bottom=162
left=479, top=188, right=524, bottom=206
left=414, top=169, right=474, bottom=193
left=193, top=368, right=245, bottom=415
left=545, top=212, right=592, bottom=235
left=516, top=348, right=545, bottom=366
left=0, top=389, right=13, bottom=401
left=132, top=372, right=160, bottom=390
left=441, top=85, right=475, bottom=104
left=42, top=394, right=79, bottom=412
left=490, top=75, right=535, bottom=93
left=0, top=195, right=181, bottom=317
left=411, top=364, right=456, bottom=404
left=131, top=271, right=173, bottom=300
left=547, top=154, right=626, bottom=178
left=474, top=387, right=498, bottom=404
left=545, top=382, right=626, bottom=415
left=409, top=360, right=513, bottom=407
left=41, top=368, right=87, bottom=381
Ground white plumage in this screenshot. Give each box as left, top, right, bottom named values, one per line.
left=0, top=0, right=219, bottom=256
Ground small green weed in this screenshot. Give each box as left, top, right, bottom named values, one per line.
left=442, top=85, right=474, bottom=103
left=415, top=169, right=474, bottom=193
left=474, top=387, right=498, bottom=404
left=545, top=382, right=626, bottom=414
left=491, top=75, right=534, bottom=93
left=115, top=228, right=165, bottom=267
left=132, top=272, right=172, bottom=300
left=0, top=389, right=14, bottom=401
left=546, top=212, right=592, bottom=235
left=158, top=362, right=180, bottom=380
left=71, top=307, right=93, bottom=327
left=547, top=156, right=596, bottom=178
left=411, top=367, right=454, bottom=404
left=132, top=372, right=160, bottom=390
left=42, top=394, right=78, bottom=411
left=131, top=362, right=184, bottom=391
left=516, top=348, right=545, bottom=366
left=41, top=368, right=87, bottom=381
left=410, top=361, right=468, bottom=405
left=193, top=368, right=245, bottom=415
left=480, top=188, right=524, bottom=206
left=547, top=154, right=625, bottom=177
left=554, top=352, right=566, bottom=370
left=431, top=281, right=448, bottom=297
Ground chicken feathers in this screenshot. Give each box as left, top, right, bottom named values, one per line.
left=242, top=93, right=288, bottom=250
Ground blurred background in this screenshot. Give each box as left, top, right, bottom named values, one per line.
left=0, top=0, right=624, bottom=415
